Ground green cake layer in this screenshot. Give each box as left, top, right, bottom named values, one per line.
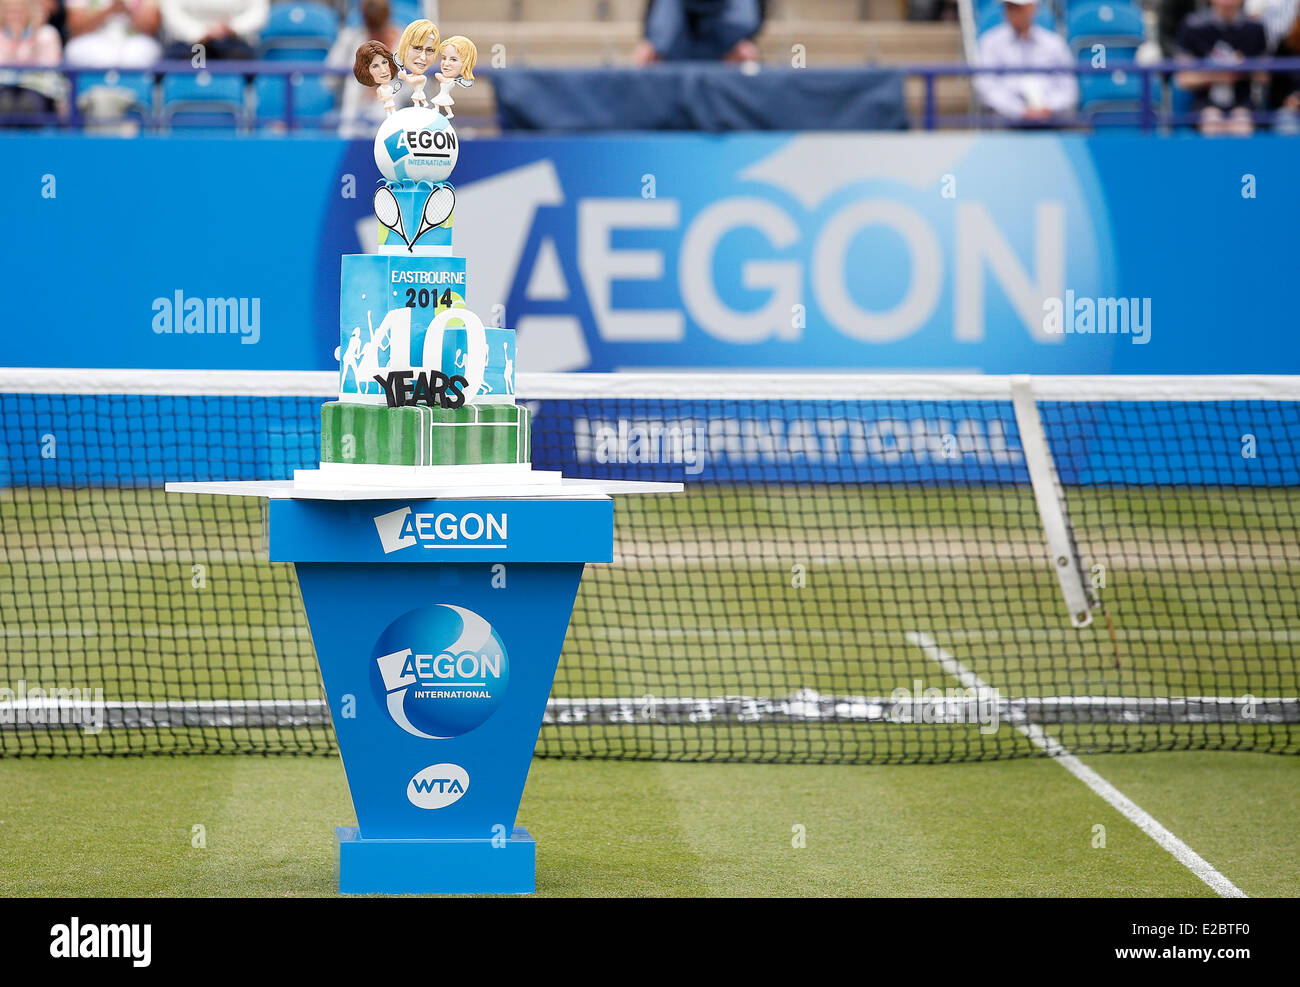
left=321, top=402, right=531, bottom=466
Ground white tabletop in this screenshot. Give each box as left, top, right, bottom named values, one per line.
left=165, top=478, right=684, bottom=501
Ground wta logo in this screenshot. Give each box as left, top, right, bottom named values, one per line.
left=407, top=763, right=469, bottom=809
left=372, top=604, right=510, bottom=738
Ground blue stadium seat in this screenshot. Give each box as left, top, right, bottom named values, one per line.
left=74, top=71, right=155, bottom=129
left=1065, top=4, right=1150, bottom=122
left=1066, top=0, right=1144, bottom=55
left=162, top=72, right=246, bottom=130
left=262, top=1, right=340, bottom=62
left=1084, top=112, right=1147, bottom=131
left=75, top=70, right=154, bottom=110
left=254, top=73, right=336, bottom=128
left=1168, top=81, right=1197, bottom=126
left=1081, top=61, right=1144, bottom=105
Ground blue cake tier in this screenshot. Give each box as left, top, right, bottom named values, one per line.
left=338, top=254, right=516, bottom=405
left=341, top=253, right=467, bottom=335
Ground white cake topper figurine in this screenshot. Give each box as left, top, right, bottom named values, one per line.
left=341, top=327, right=363, bottom=391
left=356, top=311, right=392, bottom=394
left=433, top=35, right=477, bottom=119
left=396, top=19, right=439, bottom=108
left=353, top=41, right=401, bottom=116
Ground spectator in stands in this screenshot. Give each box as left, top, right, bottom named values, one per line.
left=908, top=0, right=957, bottom=21
left=0, top=0, right=62, bottom=122
left=1245, top=0, right=1296, bottom=42
left=633, top=0, right=764, bottom=65
left=160, top=0, right=266, bottom=60
left=329, top=0, right=404, bottom=137
left=1175, top=0, right=1266, bottom=135
left=1245, top=0, right=1300, bottom=129
left=1159, top=0, right=1201, bottom=56
left=63, top=0, right=162, bottom=66
left=43, top=0, right=66, bottom=41
left=974, top=0, right=1078, bottom=126
left=0, top=0, right=59, bottom=58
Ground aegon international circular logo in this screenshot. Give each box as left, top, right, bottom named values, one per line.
left=371, top=604, right=510, bottom=739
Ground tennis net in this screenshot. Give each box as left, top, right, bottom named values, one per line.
left=1, top=369, right=1296, bottom=762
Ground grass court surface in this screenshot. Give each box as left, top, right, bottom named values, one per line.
left=2, top=482, right=1295, bottom=895
left=0, top=752, right=1295, bottom=896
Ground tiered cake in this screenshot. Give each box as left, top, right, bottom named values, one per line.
left=313, top=105, right=530, bottom=477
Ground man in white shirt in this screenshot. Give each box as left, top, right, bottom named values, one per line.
left=160, top=0, right=267, bottom=60
left=975, top=0, right=1079, bottom=125
left=64, top=0, right=163, bottom=67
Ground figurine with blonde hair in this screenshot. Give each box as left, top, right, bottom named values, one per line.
left=432, top=35, right=476, bottom=119
left=396, top=18, right=439, bottom=107
left=353, top=40, right=401, bottom=116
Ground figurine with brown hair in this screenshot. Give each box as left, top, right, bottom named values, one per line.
left=396, top=18, right=439, bottom=108
left=353, top=40, right=401, bottom=116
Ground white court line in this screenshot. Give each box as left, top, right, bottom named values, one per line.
left=571, top=624, right=1300, bottom=644
left=906, top=630, right=1248, bottom=899
left=8, top=622, right=1298, bottom=646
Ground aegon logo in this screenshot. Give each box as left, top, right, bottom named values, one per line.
left=373, top=604, right=511, bottom=738
left=398, top=128, right=457, bottom=155
left=374, top=506, right=507, bottom=554
left=455, top=138, right=1107, bottom=372
left=407, top=763, right=469, bottom=809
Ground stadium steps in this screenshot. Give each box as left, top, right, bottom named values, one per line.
left=437, top=0, right=913, bottom=19
left=444, top=20, right=960, bottom=65
left=759, top=21, right=961, bottom=64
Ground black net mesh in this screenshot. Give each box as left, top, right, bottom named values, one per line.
left=1, top=384, right=1296, bottom=761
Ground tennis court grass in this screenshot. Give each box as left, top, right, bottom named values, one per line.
left=0, top=751, right=1294, bottom=897
left=2, top=483, right=1296, bottom=896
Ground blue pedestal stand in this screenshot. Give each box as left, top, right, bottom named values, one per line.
left=166, top=478, right=679, bottom=895
left=270, top=496, right=611, bottom=895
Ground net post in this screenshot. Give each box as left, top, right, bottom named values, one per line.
left=1009, top=375, right=1095, bottom=629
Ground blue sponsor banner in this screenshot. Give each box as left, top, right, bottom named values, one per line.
left=0, top=393, right=321, bottom=487
left=539, top=398, right=1297, bottom=485
left=1039, top=401, right=1300, bottom=486
left=1, top=393, right=1294, bottom=488
left=2, top=133, right=1299, bottom=375
left=537, top=398, right=1028, bottom=484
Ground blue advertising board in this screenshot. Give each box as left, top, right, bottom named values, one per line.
left=3, top=392, right=1292, bottom=490
left=1, top=133, right=1296, bottom=375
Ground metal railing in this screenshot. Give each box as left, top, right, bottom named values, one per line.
left=3, top=57, right=1300, bottom=133
left=911, top=56, right=1300, bottom=132
left=0, top=60, right=357, bottom=132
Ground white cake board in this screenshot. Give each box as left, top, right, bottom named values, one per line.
left=292, top=461, right=564, bottom=490
left=166, top=476, right=682, bottom=501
